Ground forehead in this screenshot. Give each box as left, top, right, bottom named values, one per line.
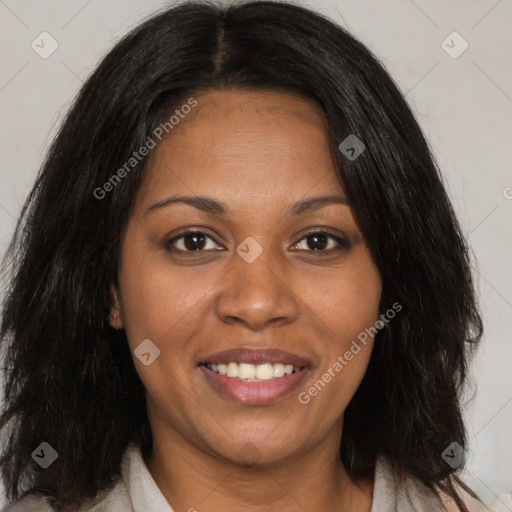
left=185, top=88, right=328, bottom=127
left=136, top=89, right=344, bottom=211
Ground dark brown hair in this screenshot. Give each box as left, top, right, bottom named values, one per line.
left=0, top=1, right=483, bottom=510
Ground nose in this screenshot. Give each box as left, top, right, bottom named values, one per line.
left=215, top=246, right=299, bottom=331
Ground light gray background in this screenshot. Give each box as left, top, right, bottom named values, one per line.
left=0, top=0, right=511, bottom=509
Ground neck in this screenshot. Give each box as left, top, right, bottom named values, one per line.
left=145, top=433, right=374, bottom=512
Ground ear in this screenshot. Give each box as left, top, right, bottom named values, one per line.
left=108, top=283, right=124, bottom=330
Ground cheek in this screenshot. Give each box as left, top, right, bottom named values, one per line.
left=299, top=253, right=381, bottom=401
left=117, top=252, right=214, bottom=350
left=116, top=257, right=210, bottom=412
left=305, top=255, right=382, bottom=347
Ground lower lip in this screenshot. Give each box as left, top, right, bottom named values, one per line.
left=199, top=365, right=310, bottom=405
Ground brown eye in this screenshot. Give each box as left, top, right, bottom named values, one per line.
left=166, top=230, right=221, bottom=253
left=293, top=230, right=351, bottom=252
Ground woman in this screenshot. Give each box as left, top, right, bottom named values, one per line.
left=0, top=1, right=487, bottom=510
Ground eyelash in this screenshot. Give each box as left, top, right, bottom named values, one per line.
left=165, top=228, right=350, bottom=255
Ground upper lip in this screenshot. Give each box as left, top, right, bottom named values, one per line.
left=198, top=348, right=311, bottom=367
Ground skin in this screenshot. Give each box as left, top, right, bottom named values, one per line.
left=109, top=89, right=382, bottom=511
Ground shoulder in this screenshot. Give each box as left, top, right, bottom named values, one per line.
left=3, top=494, right=54, bottom=512
left=373, top=457, right=490, bottom=512
left=3, top=478, right=132, bottom=512
left=3, top=444, right=142, bottom=512
left=437, top=486, right=491, bottom=512
left=373, top=456, right=448, bottom=510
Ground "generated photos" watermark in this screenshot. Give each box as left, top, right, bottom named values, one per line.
left=298, top=302, right=402, bottom=404
left=93, top=97, right=197, bottom=200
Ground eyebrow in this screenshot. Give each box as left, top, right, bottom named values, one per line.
left=144, top=194, right=349, bottom=217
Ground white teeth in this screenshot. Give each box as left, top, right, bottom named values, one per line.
left=238, top=363, right=256, bottom=379
left=273, top=363, right=285, bottom=377
left=206, top=362, right=302, bottom=381
left=256, top=363, right=274, bottom=380
left=227, top=362, right=238, bottom=378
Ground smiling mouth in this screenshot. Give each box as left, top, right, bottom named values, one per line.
left=197, top=347, right=311, bottom=404
left=199, top=363, right=310, bottom=405
left=201, top=362, right=304, bottom=381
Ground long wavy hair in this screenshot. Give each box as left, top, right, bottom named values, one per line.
left=0, top=1, right=483, bottom=510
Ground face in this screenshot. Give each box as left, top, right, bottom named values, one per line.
left=110, top=89, right=382, bottom=466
